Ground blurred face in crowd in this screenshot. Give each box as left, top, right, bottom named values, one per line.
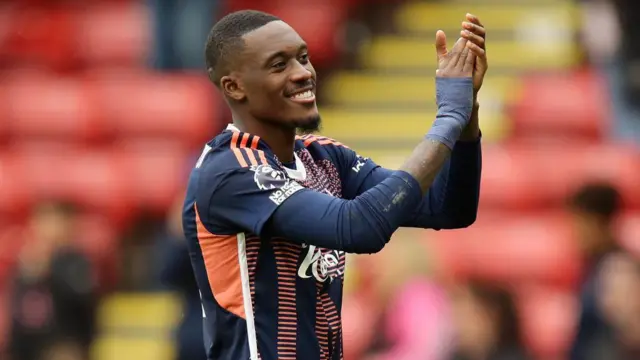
left=570, top=210, right=613, bottom=256
left=450, top=285, right=496, bottom=354
left=597, top=252, right=640, bottom=330
left=30, top=202, right=76, bottom=247
left=567, top=184, right=620, bottom=257
left=226, top=21, right=321, bottom=133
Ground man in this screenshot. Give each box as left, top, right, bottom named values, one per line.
left=182, top=9, right=487, bottom=360
left=9, top=201, right=97, bottom=360
left=567, top=182, right=623, bottom=360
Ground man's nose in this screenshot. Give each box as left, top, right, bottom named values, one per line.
left=289, top=61, right=312, bottom=82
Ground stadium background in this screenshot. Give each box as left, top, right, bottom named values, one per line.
left=0, top=0, right=639, bottom=359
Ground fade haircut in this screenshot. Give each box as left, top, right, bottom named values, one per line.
left=205, top=10, right=281, bottom=87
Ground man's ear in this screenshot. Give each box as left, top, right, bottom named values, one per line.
left=220, top=74, right=246, bottom=102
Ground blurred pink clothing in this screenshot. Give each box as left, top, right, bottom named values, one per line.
left=376, top=279, right=454, bottom=360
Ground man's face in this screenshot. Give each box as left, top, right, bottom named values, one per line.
left=225, top=21, right=320, bottom=132
left=597, top=253, right=640, bottom=329
left=570, top=210, right=610, bottom=255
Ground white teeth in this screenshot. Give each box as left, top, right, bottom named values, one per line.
left=291, top=90, right=313, bottom=99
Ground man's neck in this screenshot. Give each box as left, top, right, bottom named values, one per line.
left=231, top=118, right=296, bottom=163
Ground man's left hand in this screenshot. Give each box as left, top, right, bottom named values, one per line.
left=460, top=13, right=488, bottom=99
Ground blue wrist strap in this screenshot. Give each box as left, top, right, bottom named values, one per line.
left=426, top=77, right=474, bottom=149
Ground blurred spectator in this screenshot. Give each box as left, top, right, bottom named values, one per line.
left=7, top=201, right=98, bottom=360
left=611, top=0, right=640, bottom=109
left=157, top=196, right=205, bottom=360
left=149, top=0, right=217, bottom=70
left=40, top=340, right=85, bottom=360
left=447, top=282, right=531, bottom=360
left=567, top=182, right=622, bottom=360
left=584, top=251, right=640, bottom=359
left=580, top=0, right=620, bottom=66
left=358, top=236, right=452, bottom=360
left=581, top=0, right=640, bottom=141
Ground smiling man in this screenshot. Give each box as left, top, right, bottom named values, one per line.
left=182, top=9, right=487, bottom=360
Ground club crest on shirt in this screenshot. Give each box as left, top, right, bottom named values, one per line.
left=298, top=245, right=344, bottom=283
left=250, top=164, right=303, bottom=205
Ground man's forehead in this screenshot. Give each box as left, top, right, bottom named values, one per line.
left=241, top=21, right=305, bottom=57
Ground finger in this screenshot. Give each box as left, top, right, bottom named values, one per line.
left=466, top=13, right=484, bottom=28
left=460, top=29, right=485, bottom=48
left=435, top=30, right=448, bottom=63
left=467, top=42, right=486, bottom=60
left=463, top=44, right=476, bottom=73
left=462, top=22, right=486, bottom=40
left=446, top=37, right=467, bottom=68
left=457, top=45, right=471, bottom=69
left=467, top=42, right=488, bottom=71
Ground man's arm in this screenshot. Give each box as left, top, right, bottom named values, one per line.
left=354, top=103, right=481, bottom=230
left=266, top=37, right=478, bottom=253
left=348, top=14, right=487, bottom=230
left=205, top=36, right=478, bottom=254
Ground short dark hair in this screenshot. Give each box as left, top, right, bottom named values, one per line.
left=205, top=10, right=280, bottom=87
left=568, top=182, right=622, bottom=219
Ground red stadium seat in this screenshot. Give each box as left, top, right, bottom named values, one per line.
left=0, top=153, right=29, bottom=219
left=0, top=72, right=101, bottom=141
left=75, top=2, right=150, bottom=68
left=509, top=70, right=610, bottom=140
left=11, top=144, right=130, bottom=220
left=117, top=140, right=191, bottom=215
left=481, top=143, right=640, bottom=210
left=0, top=4, right=77, bottom=71
left=90, top=70, right=216, bottom=146
left=429, top=215, right=581, bottom=287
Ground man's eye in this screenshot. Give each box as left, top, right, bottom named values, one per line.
left=300, top=54, right=309, bottom=63
left=272, top=61, right=286, bottom=69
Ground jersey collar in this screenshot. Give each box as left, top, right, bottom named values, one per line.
left=225, top=124, right=307, bottom=181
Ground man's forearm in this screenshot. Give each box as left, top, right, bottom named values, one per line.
left=460, top=101, right=480, bottom=141
left=399, top=77, right=474, bottom=194
left=399, top=139, right=453, bottom=194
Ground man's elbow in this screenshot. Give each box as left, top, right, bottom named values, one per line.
left=344, top=228, right=389, bottom=254
left=443, top=211, right=477, bottom=229
left=456, top=212, right=477, bottom=228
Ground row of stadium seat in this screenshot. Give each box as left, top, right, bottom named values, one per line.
left=0, top=69, right=611, bottom=147
left=0, top=0, right=365, bottom=72
left=1, top=142, right=638, bottom=222
left=0, top=2, right=150, bottom=71
left=0, top=70, right=217, bottom=144
left=0, top=141, right=193, bottom=223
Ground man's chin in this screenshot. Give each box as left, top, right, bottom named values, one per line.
left=294, top=114, right=322, bottom=135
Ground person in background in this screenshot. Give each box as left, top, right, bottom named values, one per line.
left=567, top=182, right=622, bottom=360
left=158, top=195, right=206, bottom=360
left=8, top=201, right=98, bottom=360
left=582, top=251, right=640, bottom=360
left=447, top=281, right=531, bottom=360
left=149, top=0, right=218, bottom=70
left=354, top=235, right=454, bottom=360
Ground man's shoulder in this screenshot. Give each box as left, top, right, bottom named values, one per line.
left=197, top=131, right=276, bottom=174
left=296, top=134, right=351, bottom=151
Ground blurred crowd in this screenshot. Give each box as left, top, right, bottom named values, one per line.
left=0, top=0, right=639, bottom=360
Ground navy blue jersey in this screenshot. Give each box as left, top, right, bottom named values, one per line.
left=183, top=125, right=379, bottom=360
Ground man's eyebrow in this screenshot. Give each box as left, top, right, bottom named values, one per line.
left=263, top=51, right=288, bottom=67
left=262, top=44, right=309, bottom=67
